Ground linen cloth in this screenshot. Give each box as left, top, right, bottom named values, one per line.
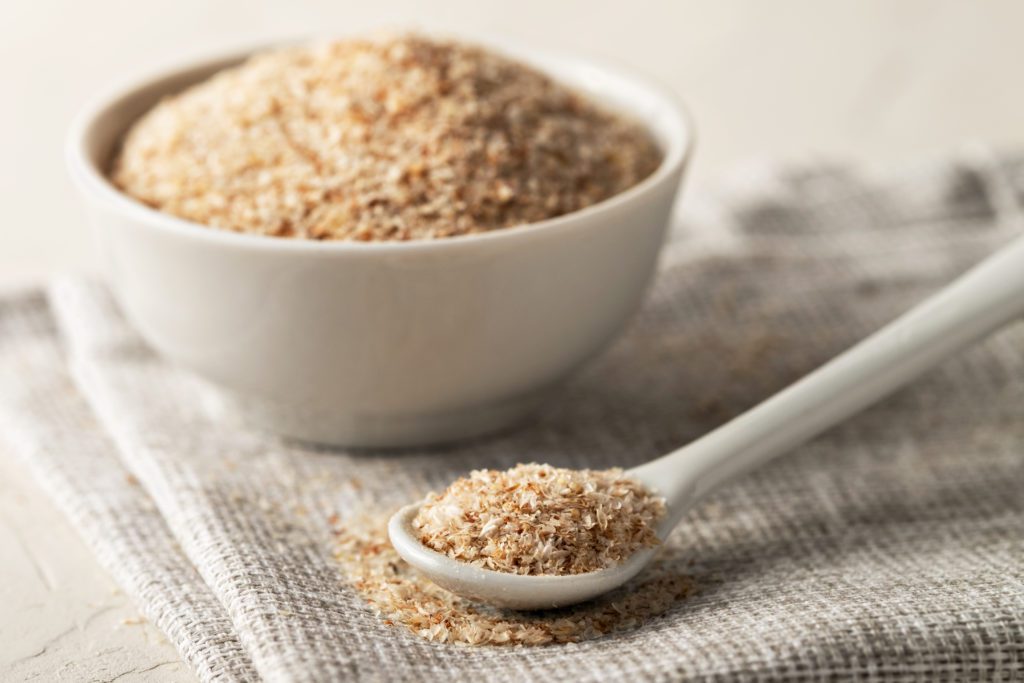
left=2, top=152, right=1023, bottom=682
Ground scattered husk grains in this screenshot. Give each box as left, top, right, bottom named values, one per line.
left=331, top=513, right=695, bottom=646
left=414, top=463, right=666, bottom=576
left=113, top=33, right=662, bottom=241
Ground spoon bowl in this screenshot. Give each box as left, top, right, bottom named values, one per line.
left=388, top=503, right=659, bottom=610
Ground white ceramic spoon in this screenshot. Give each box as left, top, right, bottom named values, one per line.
left=389, top=234, right=1024, bottom=610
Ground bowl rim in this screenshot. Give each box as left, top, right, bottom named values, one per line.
left=66, top=35, right=695, bottom=254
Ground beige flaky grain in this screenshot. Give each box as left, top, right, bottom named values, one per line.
left=413, top=463, right=666, bottom=576
left=331, top=513, right=694, bottom=646
left=112, top=34, right=662, bottom=241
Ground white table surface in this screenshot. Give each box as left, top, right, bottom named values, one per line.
left=3, top=1, right=1024, bottom=680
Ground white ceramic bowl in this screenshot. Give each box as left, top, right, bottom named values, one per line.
left=67, top=39, right=693, bottom=448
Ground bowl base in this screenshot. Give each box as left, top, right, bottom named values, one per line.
left=226, top=388, right=552, bottom=450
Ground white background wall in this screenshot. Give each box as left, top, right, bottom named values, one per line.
left=3, top=0, right=1024, bottom=282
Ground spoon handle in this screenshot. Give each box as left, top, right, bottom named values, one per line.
left=632, top=233, right=1024, bottom=528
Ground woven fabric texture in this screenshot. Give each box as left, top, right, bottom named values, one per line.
left=2, top=154, right=1023, bottom=681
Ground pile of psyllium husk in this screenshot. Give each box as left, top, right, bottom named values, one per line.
left=414, top=463, right=666, bottom=575
left=113, top=34, right=662, bottom=242
left=331, top=464, right=694, bottom=646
